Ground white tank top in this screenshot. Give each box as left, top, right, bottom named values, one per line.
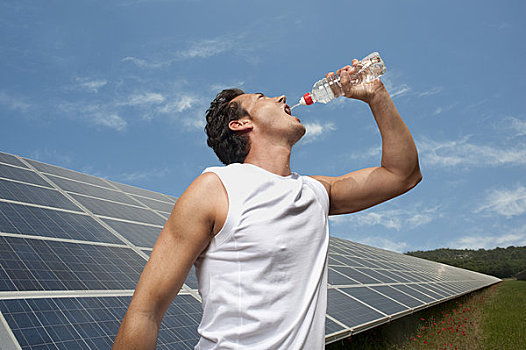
left=194, top=163, right=330, bottom=350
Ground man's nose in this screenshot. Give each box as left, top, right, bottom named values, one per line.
left=276, top=95, right=286, bottom=103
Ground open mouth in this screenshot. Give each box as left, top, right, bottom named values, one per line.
left=284, top=104, right=292, bottom=116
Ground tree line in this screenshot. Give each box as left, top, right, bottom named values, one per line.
left=405, top=246, right=526, bottom=278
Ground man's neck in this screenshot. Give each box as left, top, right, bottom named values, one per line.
left=243, top=142, right=292, bottom=177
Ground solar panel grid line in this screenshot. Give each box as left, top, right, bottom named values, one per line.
left=328, top=254, right=365, bottom=268
left=358, top=286, right=413, bottom=312
left=334, top=287, right=389, bottom=319
left=99, top=176, right=175, bottom=213
left=349, top=315, right=391, bottom=335
left=0, top=234, right=152, bottom=292
left=0, top=290, right=136, bottom=301
left=0, top=202, right=125, bottom=245
left=101, top=218, right=162, bottom=249
left=0, top=174, right=53, bottom=191
left=326, top=280, right=476, bottom=292
left=64, top=190, right=157, bottom=212
left=332, top=266, right=384, bottom=285
left=325, top=314, right=349, bottom=332
left=0, top=152, right=29, bottom=169
left=324, top=332, right=351, bottom=347
left=324, top=323, right=351, bottom=346
left=69, top=193, right=166, bottom=226
left=0, top=296, right=201, bottom=349
left=409, top=283, right=445, bottom=300
left=45, top=174, right=142, bottom=208
left=161, top=193, right=178, bottom=204
left=328, top=267, right=361, bottom=286
left=370, top=285, right=425, bottom=309
left=0, top=232, right=129, bottom=249
left=0, top=290, right=197, bottom=303
left=398, top=283, right=440, bottom=300
left=126, top=195, right=172, bottom=215
left=98, top=215, right=164, bottom=228
left=0, top=164, right=54, bottom=189
left=0, top=198, right=84, bottom=216
left=105, top=179, right=176, bottom=205
left=19, top=157, right=152, bottom=263
left=356, top=267, right=400, bottom=284
left=0, top=179, right=81, bottom=213
left=21, top=157, right=115, bottom=191
left=423, top=282, right=456, bottom=298
left=0, top=310, right=22, bottom=350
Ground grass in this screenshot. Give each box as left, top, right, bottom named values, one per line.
left=481, top=280, right=526, bottom=349
left=325, top=280, right=526, bottom=350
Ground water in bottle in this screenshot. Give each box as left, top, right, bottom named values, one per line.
left=291, top=52, right=386, bottom=109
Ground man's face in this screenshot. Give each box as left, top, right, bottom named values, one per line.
left=231, top=93, right=306, bottom=145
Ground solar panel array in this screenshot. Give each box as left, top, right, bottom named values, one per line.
left=0, top=150, right=500, bottom=348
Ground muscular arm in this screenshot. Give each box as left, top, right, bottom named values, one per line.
left=312, top=64, right=422, bottom=215
left=112, top=172, right=227, bottom=349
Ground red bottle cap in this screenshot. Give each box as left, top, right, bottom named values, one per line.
left=303, top=93, right=314, bottom=105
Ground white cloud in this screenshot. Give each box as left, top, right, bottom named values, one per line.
left=92, top=113, right=127, bottom=131
left=210, top=81, right=245, bottom=92
left=389, top=84, right=411, bottom=99
left=177, top=38, right=232, bottom=59
left=405, top=213, right=434, bottom=228
left=124, top=92, right=165, bottom=106
left=122, top=34, right=245, bottom=69
left=301, top=122, right=336, bottom=144
left=330, top=206, right=438, bottom=231
left=432, top=103, right=456, bottom=116
left=58, top=103, right=127, bottom=131
left=115, top=167, right=170, bottom=182
left=449, top=226, right=526, bottom=250
left=121, top=56, right=167, bottom=69
left=181, top=111, right=206, bottom=130
left=0, top=91, right=30, bottom=111
left=476, top=185, right=526, bottom=218
left=417, top=136, right=526, bottom=168
left=157, top=94, right=202, bottom=114
left=418, top=87, right=442, bottom=97
left=506, top=116, right=526, bottom=137
left=349, top=236, right=409, bottom=253
left=76, top=78, right=107, bottom=93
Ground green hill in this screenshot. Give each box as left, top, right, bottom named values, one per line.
left=405, top=246, right=526, bottom=278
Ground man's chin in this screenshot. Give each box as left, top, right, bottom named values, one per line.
left=290, top=125, right=307, bottom=145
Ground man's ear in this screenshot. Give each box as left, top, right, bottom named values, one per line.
left=228, top=117, right=253, bottom=132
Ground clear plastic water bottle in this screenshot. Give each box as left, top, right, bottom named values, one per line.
left=294, top=52, right=386, bottom=107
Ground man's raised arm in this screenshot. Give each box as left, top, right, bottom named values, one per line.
left=112, top=172, right=226, bottom=349
left=312, top=60, right=422, bottom=215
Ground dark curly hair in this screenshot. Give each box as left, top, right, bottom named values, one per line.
left=205, top=88, right=251, bottom=165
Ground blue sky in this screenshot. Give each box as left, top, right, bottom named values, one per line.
left=1, top=0, right=525, bottom=252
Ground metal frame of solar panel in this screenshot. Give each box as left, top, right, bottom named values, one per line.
left=0, top=151, right=500, bottom=349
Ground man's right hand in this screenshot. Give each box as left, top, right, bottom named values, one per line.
left=326, top=59, right=386, bottom=104
left=112, top=172, right=227, bottom=349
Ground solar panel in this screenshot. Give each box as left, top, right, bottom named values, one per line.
left=129, top=195, right=174, bottom=214
left=0, top=202, right=122, bottom=244
left=0, top=163, right=52, bottom=188
left=0, top=152, right=28, bottom=168
left=0, top=294, right=201, bottom=350
left=0, top=150, right=500, bottom=348
left=102, top=218, right=162, bottom=248
left=44, top=174, right=140, bottom=207
left=69, top=194, right=166, bottom=226
left=0, top=179, right=79, bottom=211
left=0, top=236, right=145, bottom=291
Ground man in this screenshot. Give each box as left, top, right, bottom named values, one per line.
left=113, top=60, right=422, bottom=349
